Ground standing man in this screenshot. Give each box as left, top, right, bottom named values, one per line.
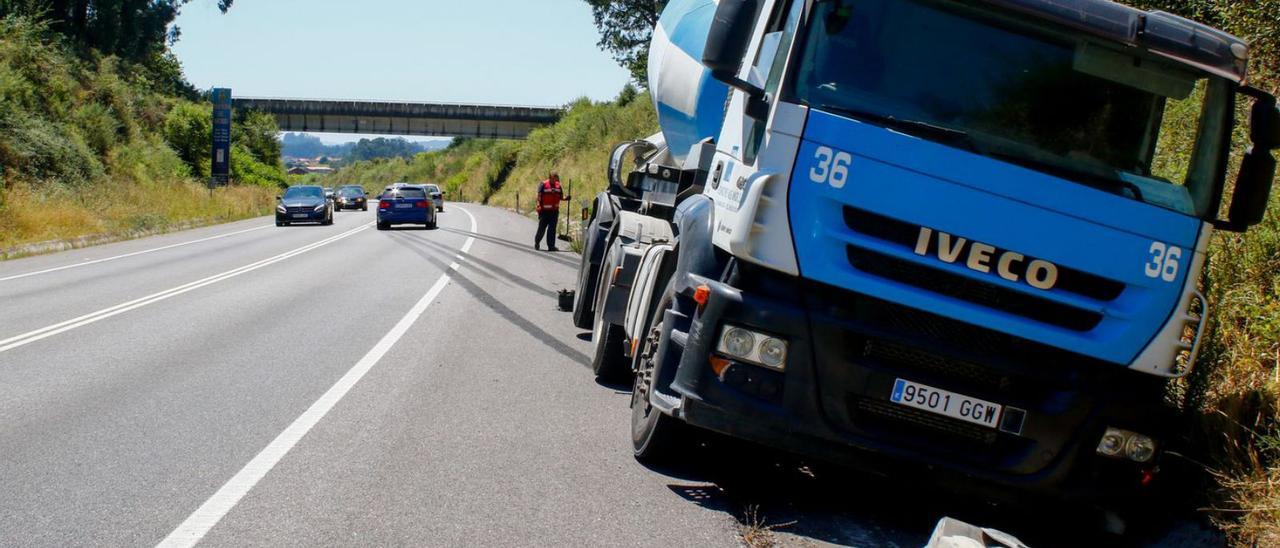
left=535, top=172, right=567, bottom=251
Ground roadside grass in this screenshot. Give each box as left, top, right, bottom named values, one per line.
left=0, top=15, right=285, bottom=255
left=738, top=505, right=797, bottom=548
left=1189, top=188, right=1280, bottom=544
left=0, top=177, right=275, bottom=251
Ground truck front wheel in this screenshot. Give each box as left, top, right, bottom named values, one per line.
left=631, top=295, right=690, bottom=462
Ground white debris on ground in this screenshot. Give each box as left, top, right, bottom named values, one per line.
left=926, top=517, right=1030, bottom=548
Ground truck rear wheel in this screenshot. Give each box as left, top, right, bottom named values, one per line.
left=591, top=311, right=628, bottom=382
left=590, top=243, right=629, bottom=382
left=573, top=249, right=599, bottom=330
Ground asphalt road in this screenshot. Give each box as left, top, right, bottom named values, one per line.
left=0, top=205, right=1218, bottom=548
left=0, top=205, right=756, bottom=547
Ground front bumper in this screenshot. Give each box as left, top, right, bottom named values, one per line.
left=336, top=199, right=366, bottom=209
left=377, top=208, right=433, bottom=224
left=276, top=208, right=327, bottom=222
left=667, top=264, right=1173, bottom=507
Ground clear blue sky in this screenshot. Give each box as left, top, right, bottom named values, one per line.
left=171, top=0, right=632, bottom=143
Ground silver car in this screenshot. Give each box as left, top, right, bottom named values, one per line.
left=423, top=184, right=445, bottom=212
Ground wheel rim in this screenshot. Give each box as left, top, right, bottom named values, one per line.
left=631, top=322, right=660, bottom=419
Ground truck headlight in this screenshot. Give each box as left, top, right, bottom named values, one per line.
left=1126, top=435, right=1156, bottom=463
left=1097, top=430, right=1125, bottom=457
left=759, top=338, right=787, bottom=368
left=1096, top=427, right=1157, bottom=462
left=716, top=325, right=787, bottom=371
left=722, top=327, right=756, bottom=358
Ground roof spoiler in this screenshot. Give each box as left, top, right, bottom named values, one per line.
left=981, top=0, right=1249, bottom=82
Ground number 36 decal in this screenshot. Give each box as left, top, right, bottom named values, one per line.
left=1145, top=242, right=1182, bottom=282
left=809, top=146, right=852, bottom=188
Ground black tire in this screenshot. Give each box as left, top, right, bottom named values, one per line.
left=362, top=205, right=368, bottom=211
left=276, top=221, right=284, bottom=227
left=573, top=208, right=606, bottom=330
left=376, top=222, right=388, bottom=230
left=572, top=253, right=599, bottom=330
left=631, top=289, right=691, bottom=462
left=590, top=244, right=629, bottom=382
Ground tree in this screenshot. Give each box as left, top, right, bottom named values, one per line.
left=0, top=0, right=235, bottom=62
left=235, top=110, right=282, bottom=167
left=584, top=0, right=666, bottom=83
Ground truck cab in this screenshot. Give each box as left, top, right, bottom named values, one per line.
left=578, top=0, right=1279, bottom=528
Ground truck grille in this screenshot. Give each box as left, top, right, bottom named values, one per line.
left=847, top=247, right=1103, bottom=331
left=862, top=338, right=1008, bottom=393
left=843, top=207, right=1123, bottom=302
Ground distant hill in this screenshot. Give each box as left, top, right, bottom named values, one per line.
left=281, top=133, right=449, bottom=163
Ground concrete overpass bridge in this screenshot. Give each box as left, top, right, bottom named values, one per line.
left=233, top=97, right=565, bottom=139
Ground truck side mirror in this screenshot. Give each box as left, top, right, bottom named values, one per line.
left=703, top=0, right=765, bottom=101
left=1220, top=89, right=1279, bottom=232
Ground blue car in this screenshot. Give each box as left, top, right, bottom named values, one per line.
left=276, top=185, right=333, bottom=226
left=376, top=185, right=437, bottom=230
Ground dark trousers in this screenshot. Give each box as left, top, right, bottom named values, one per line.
left=536, top=209, right=559, bottom=249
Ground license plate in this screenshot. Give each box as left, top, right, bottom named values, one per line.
left=890, top=378, right=1003, bottom=429
left=291, top=214, right=308, bottom=218
left=395, top=203, right=413, bottom=209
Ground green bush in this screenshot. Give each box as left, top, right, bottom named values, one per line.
left=73, top=102, right=120, bottom=156
left=162, top=102, right=212, bottom=178
left=230, top=143, right=286, bottom=188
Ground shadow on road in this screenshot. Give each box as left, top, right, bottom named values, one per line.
left=387, top=232, right=591, bottom=366
left=438, top=227, right=580, bottom=267
left=412, top=236, right=561, bottom=299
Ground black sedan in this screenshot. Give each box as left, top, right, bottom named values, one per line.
left=334, top=186, right=368, bottom=211
left=276, top=185, right=334, bottom=226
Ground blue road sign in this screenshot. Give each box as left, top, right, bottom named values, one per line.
left=211, top=88, right=232, bottom=187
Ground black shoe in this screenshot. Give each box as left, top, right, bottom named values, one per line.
left=548, top=247, right=558, bottom=252
left=534, top=242, right=541, bottom=250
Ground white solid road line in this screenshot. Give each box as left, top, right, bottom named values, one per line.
left=0, top=224, right=371, bottom=355
left=157, top=207, right=478, bottom=548
left=0, top=224, right=273, bottom=283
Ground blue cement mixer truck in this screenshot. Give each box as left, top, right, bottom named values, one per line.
left=573, top=0, right=1279, bottom=529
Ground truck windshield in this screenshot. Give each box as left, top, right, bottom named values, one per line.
left=791, top=0, right=1232, bottom=218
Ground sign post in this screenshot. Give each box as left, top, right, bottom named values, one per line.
left=210, top=88, right=232, bottom=189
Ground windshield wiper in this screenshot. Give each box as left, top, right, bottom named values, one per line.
left=817, top=104, right=979, bottom=153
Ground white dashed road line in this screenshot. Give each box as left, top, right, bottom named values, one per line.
left=156, top=207, right=478, bottom=548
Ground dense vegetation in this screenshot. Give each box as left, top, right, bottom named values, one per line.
left=0, top=10, right=283, bottom=250
left=1122, top=1, right=1280, bottom=544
